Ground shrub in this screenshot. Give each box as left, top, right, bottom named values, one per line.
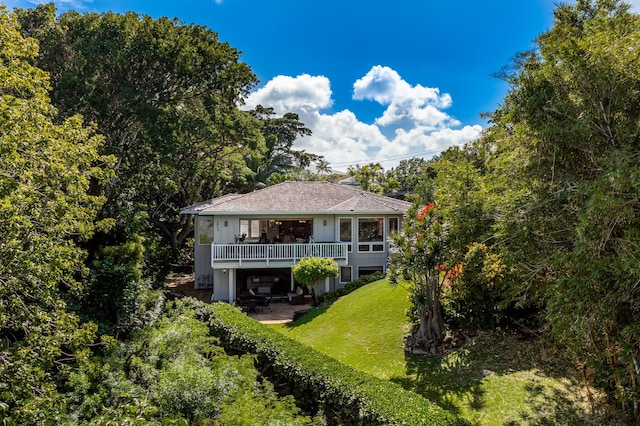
left=207, top=302, right=469, bottom=426
left=155, top=355, right=225, bottom=420
left=316, top=271, right=385, bottom=305
left=444, top=243, right=509, bottom=329
left=215, top=373, right=315, bottom=426
left=292, top=257, right=339, bottom=304
left=79, top=258, right=141, bottom=336
left=64, top=300, right=312, bottom=424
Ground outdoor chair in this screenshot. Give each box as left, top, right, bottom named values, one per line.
left=246, top=299, right=258, bottom=313
left=257, top=296, right=272, bottom=309
left=288, top=286, right=306, bottom=305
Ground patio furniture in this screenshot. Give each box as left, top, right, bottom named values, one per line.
left=257, top=285, right=272, bottom=296
left=257, top=296, right=272, bottom=309
left=246, top=299, right=258, bottom=313
left=288, top=286, right=306, bottom=305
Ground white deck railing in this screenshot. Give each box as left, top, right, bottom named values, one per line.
left=211, top=242, right=348, bottom=267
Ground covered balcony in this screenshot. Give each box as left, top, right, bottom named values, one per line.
left=211, top=242, right=348, bottom=269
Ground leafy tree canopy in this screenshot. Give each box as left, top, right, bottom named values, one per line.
left=412, top=0, right=640, bottom=417
left=16, top=4, right=264, bottom=254
left=243, top=105, right=314, bottom=191
left=494, top=0, right=640, bottom=416
left=292, top=257, right=339, bottom=304
left=0, top=6, right=114, bottom=421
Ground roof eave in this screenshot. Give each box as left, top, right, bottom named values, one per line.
left=186, top=209, right=408, bottom=216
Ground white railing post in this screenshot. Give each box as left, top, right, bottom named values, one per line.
left=211, top=242, right=349, bottom=264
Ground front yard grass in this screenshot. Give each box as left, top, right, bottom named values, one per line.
left=270, top=278, right=598, bottom=425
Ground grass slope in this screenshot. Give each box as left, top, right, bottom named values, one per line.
left=272, top=279, right=597, bottom=425
left=276, top=276, right=410, bottom=379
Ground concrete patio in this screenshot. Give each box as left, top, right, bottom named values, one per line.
left=164, top=274, right=311, bottom=324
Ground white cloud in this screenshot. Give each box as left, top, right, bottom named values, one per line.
left=353, top=65, right=456, bottom=127
left=295, top=110, right=391, bottom=166
left=243, top=67, right=482, bottom=170
left=373, top=125, right=483, bottom=163
left=243, top=74, right=332, bottom=115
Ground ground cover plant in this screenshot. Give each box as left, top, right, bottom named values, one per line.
left=316, top=270, right=385, bottom=305
left=272, top=278, right=600, bottom=425
left=65, top=299, right=316, bottom=424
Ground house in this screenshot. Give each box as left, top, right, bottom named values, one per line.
left=180, top=181, right=412, bottom=303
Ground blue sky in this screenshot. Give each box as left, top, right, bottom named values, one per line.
left=4, top=0, right=640, bottom=170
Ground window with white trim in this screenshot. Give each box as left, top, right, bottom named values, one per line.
left=389, top=217, right=399, bottom=234
left=340, top=266, right=352, bottom=284
left=357, top=217, right=384, bottom=252
left=339, top=217, right=353, bottom=252
left=198, top=216, right=214, bottom=245
left=239, top=219, right=261, bottom=240
left=358, top=265, right=384, bottom=278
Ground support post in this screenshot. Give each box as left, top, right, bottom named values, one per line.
left=228, top=268, right=235, bottom=304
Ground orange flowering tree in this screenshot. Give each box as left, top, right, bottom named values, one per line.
left=388, top=203, right=457, bottom=355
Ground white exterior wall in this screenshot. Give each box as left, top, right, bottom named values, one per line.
left=312, top=216, right=334, bottom=242
left=194, top=217, right=212, bottom=289
left=213, top=215, right=237, bottom=244
left=192, top=213, right=403, bottom=299
left=212, top=268, right=230, bottom=301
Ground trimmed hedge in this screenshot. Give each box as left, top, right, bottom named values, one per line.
left=317, top=271, right=386, bottom=304
left=207, top=302, right=469, bottom=426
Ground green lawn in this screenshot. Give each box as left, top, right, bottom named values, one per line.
left=271, top=279, right=598, bottom=425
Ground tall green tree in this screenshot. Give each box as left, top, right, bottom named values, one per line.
left=388, top=204, right=452, bottom=355
left=315, top=158, right=332, bottom=175
left=347, top=162, right=385, bottom=193
left=250, top=105, right=312, bottom=156
left=434, top=148, right=490, bottom=254
left=0, top=7, right=113, bottom=421
left=244, top=105, right=313, bottom=191
left=16, top=5, right=263, bottom=254
left=489, top=0, right=640, bottom=416
left=384, top=157, right=436, bottom=202
left=428, top=140, right=516, bottom=328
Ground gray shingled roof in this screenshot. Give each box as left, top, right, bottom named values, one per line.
left=181, top=181, right=412, bottom=215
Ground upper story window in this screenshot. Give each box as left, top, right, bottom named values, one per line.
left=339, top=217, right=353, bottom=252
left=357, top=218, right=384, bottom=252
left=239, top=219, right=261, bottom=241
left=198, top=216, right=214, bottom=245
left=389, top=217, right=399, bottom=234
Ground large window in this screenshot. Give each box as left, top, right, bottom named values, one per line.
left=237, top=219, right=313, bottom=243
left=358, top=266, right=384, bottom=278
left=358, top=218, right=384, bottom=252
left=239, top=219, right=261, bottom=241
left=339, top=218, right=353, bottom=252
left=198, top=216, right=214, bottom=245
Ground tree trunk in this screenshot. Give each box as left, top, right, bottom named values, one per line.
left=414, top=274, right=445, bottom=355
